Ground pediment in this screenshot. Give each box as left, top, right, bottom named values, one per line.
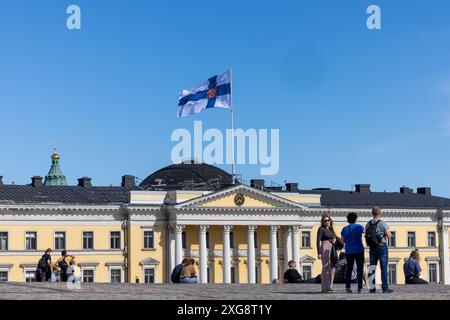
left=174, top=184, right=307, bottom=209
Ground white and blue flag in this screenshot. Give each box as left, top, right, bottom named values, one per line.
left=177, top=69, right=231, bottom=117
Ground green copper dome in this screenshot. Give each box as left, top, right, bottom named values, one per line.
left=44, top=148, right=68, bottom=186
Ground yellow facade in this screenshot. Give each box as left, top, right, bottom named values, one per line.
left=0, top=185, right=449, bottom=285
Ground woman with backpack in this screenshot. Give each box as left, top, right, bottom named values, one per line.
left=317, top=214, right=341, bottom=293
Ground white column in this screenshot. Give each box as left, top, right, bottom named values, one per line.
left=441, top=225, right=450, bottom=284
left=199, top=225, right=209, bottom=284
left=284, top=226, right=292, bottom=268
left=270, top=225, right=280, bottom=282
left=168, top=225, right=176, bottom=281
left=174, top=224, right=184, bottom=265
left=247, top=225, right=257, bottom=284
left=292, top=226, right=300, bottom=271
left=223, top=225, right=232, bottom=284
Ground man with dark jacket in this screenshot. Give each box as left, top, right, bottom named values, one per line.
left=283, top=260, right=304, bottom=283
left=171, top=259, right=187, bottom=283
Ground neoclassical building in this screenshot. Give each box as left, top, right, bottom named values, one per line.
left=0, top=151, right=449, bottom=285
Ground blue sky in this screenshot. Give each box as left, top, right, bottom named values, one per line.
left=1, top=0, right=450, bottom=197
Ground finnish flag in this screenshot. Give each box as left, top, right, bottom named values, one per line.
left=177, top=69, right=231, bottom=117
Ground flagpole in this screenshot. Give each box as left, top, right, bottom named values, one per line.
left=230, top=67, right=236, bottom=184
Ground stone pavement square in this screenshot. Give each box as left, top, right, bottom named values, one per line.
left=1, top=283, right=450, bottom=300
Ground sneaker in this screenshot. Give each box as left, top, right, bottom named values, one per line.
left=358, top=288, right=367, bottom=294
left=369, top=289, right=376, bottom=293
left=345, top=289, right=353, bottom=294
left=383, top=289, right=394, bottom=294
left=326, top=289, right=336, bottom=293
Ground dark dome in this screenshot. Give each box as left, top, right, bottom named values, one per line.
left=139, top=161, right=235, bottom=191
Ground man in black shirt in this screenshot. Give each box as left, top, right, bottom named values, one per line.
left=283, top=260, right=304, bottom=283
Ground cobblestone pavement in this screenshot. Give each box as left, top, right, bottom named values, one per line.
left=0, top=282, right=449, bottom=300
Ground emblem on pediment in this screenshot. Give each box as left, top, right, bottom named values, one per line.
left=234, top=193, right=245, bottom=207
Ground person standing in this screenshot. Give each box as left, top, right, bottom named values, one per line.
left=341, top=212, right=365, bottom=293
left=57, top=250, right=75, bottom=282
left=404, top=250, right=428, bottom=284
left=36, top=248, right=52, bottom=282
left=365, top=207, right=393, bottom=293
left=317, top=214, right=339, bottom=293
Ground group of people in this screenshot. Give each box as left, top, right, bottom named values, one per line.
left=317, top=207, right=429, bottom=294
left=171, top=206, right=429, bottom=291
left=36, top=249, right=80, bottom=283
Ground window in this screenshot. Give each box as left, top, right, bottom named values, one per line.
left=0, top=232, right=8, bottom=251
left=428, top=232, right=436, bottom=247
left=0, top=271, right=8, bottom=282
left=54, top=232, right=66, bottom=250
left=428, top=264, right=438, bottom=283
left=207, top=266, right=212, bottom=283
left=254, top=231, right=258, bottom=249
left=407, top=232, right=416, bottom=248
left=206, top=231, right=210, bottom=249
left=110, top=269, right=121, bottom=283
left=230, top=266, right=236, bottom=283
left=25, top=232, right=37, bottom=250
left=110, top=231, right=121, bottom=249
left=143, top=230, right=154, bottom=249
left=388, top=231, right=396, bottom=248
left=83, top=232, right=94, bottom=250
left=25, top=271, right=36, bottom=283
left=302, top=265, right=312, bottom=281
left=144, top=268, right=155, bottom=283
left=388, top=264, right=397, bottom=285
left=182, top=231, right=187, bottom=249
left=302, top=231, right=311, bottom=248
left=255, top=265, right=260, bottom=283
left=82, top=269, right=94, bottom=283
left=229, top=231, right=234, bottom=249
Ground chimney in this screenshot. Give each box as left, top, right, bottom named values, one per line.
left=121, top=175, right=136, bottom=188
left=0, top=176, right=3, bottom=187
left=417, top=187, right=431, bottom=196
left=400, top=186, right=413, bottom=194
left=286, top=183, right=299, bottom=192
left=250, top=179, right=265, bottom=190
left=31, top=176, right=43, bottom=188
left=355, top=184, right=371, bottom=194
left=78, top=177, right=92, bottom=188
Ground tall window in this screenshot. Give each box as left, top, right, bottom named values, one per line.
left=110, top=269, right=121, bottom=283
left=302, top=231, right=311, bottom=248
left=254, top=231, right=258, bottom=249
left=302, top=265, right=312, bottom=281
left=407, top=232, right=416, bottom=248
left=229, top=231, right=234, bottom=249
left=143, top=230, right=154, bottom=249
left=428, top=264, right=437, bottom=283
left=25, top=271, right=36, bottom=282
left=25, top=232, right=37, bottom=250
left=182, top=231, right=187, bottom=249
left=230, top=266, right=236, bottom=283
left=0, top=232, right=8, bottom=251
left=428, top=232, right=436, bottom=247
left=388, top=231, right=396, bottom=248
left=206, top=231, right=210, bottom=249
left=144, top=268, right=155, bottom=283
left=388, top=264, right=397, bottom=285
left=0, top=271, right=8, bottom=282
left=110, top=231, right=121, bottom=249
left=82, top=270, right=94, bottom=283
left=54, top=232, right=66, bottom=250
left=83, top=232, right=94, bottom=250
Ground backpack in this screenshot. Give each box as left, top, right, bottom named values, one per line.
left=58, top=257, right=69, bottom=272
left=365, top=220, right=382, bottom=247
left=37, top=255, right=47, bottom=269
